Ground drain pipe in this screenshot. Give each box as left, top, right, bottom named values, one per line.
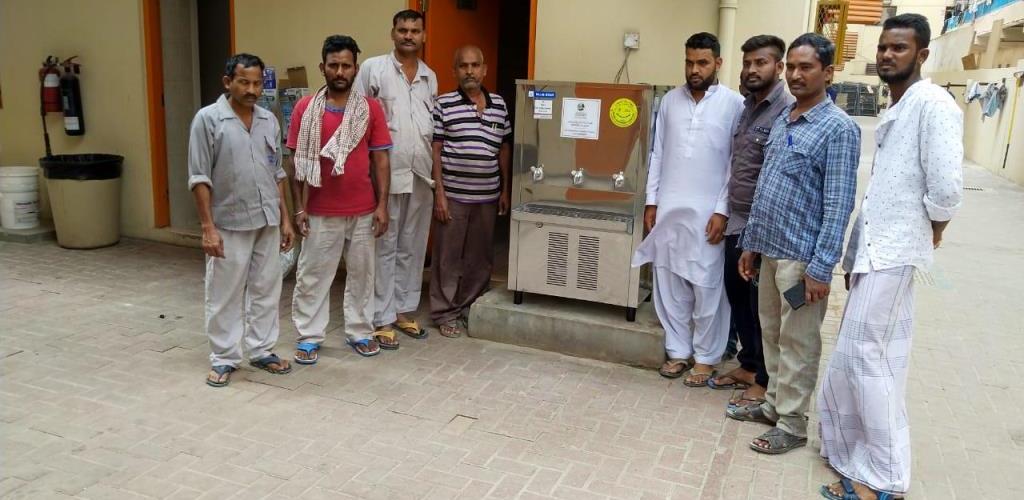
left=718, top=0, right=739, bottom=87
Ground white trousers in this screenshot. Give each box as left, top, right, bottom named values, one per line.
left=653, top=266, right=730, bottom=364
left=374, top=179, right=432, bottom=326
left=292, top=214, right=376, bottom=343
left=819, top=266, right=915, bottom=495
left=205, top=225, right=282, bottom=367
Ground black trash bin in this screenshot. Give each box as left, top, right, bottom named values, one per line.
left=39, top=154, right=123, bottom=249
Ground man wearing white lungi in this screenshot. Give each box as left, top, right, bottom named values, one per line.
left=819, top=14, right=962, bottom=500
left=189, top=53, right=295, bottom=387
left=355, top=9, right=438, bottom=342
left=633, top=32, right=743, bottom=386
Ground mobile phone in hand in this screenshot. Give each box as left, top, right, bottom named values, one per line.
left=784, top=281, right=806, bottom=310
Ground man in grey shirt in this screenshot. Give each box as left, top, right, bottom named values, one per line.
left=709, top=36, right=794, bottom=409
left=188, top=53, right=295, bottom=387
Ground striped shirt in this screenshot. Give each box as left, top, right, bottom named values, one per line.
left=433, top=87, right=511, bottom=203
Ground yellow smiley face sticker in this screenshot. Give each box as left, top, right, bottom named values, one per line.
left=609, top=98, right=638, bottom=128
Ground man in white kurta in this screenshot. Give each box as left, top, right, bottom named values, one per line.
left=818, top=14, right=963, bottom=499
left=632, top=33, right=744, bottom=386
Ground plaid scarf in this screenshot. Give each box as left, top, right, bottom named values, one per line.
left=294, top=85, right=370, bottom=188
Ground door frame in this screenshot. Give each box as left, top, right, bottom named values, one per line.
left=408, top=0, right=536, bottom=78
left=143, top=0, right=235, bottom=229
left=142, top=0, right=169, bottom=227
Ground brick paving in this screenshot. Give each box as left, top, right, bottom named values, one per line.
left=2, top=123, right=1023, bottom=498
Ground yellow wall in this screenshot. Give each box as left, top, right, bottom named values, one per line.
left=234, top=0, right=406, bottom=86
left=0, top=0, right=406, bottom=245
left=926, top=1, right=1024, bottom=187
left=0, top=0, right=185, bottom=243
left=730, top=0, right=815, bottom=84
left=928, top=68, right=1024, bottom=186
left=533, top=0, right=810, bottom=87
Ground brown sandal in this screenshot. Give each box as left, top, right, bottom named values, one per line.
left=659, top=358, right=693, bottom=379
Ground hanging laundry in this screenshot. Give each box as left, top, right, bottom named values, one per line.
left=981, top=83, right=1007, bottom=119
left=965, top=79, right=982, bottom=103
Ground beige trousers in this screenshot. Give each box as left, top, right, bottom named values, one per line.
left=374, top=179, right=433, bottom=327
left=205, top=225, right=282, bottom=367
left=757, top=257, right=829, bottom=437
left=292, top=214, right=375, bottom=344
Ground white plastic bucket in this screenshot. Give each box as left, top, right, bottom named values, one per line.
left=0, top=166, right=41, bottom=230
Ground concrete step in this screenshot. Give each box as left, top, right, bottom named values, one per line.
left=468, top=288, right=663, bottom=369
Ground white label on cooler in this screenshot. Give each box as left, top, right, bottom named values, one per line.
left=15, top=201, right=39, bottom=223
left=65, top=116, right=80, bottom=130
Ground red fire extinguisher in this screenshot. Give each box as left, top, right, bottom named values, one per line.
left=60, top=56, right=85, bottom=136
left=39, top=56, right=61, bottom=113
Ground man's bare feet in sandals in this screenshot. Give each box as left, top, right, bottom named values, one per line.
left=373, top=328, right=399, bottom=350
left=822, top=478, right=895, bottom=500
left=683, top=363, right=716, bottom=387
left=659, top=358, right=692, bottom=379
left=439, top=320, right=463, bottom=338
left=206, top=365, right=235, bottom=387
left=708, top=367, right=754, bottom=390
left=729, top=383, right=767, bottom=406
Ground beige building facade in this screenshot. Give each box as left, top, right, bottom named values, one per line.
left=0, top=0, right=818, bottom=244
left=924, top=0, right=1024, bottom=185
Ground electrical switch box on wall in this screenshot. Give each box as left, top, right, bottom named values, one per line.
left=624, top=32, right=639, bottom=49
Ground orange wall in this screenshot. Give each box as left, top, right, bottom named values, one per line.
left=425, top=0, right=501, bottom=94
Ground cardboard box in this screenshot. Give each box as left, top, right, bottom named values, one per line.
left=962, top=53, right=979, bottom=70
left=286, top=66, right=308, bottom=88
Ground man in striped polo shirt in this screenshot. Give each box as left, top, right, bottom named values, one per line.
left=429, top=45, right=511, bottom=338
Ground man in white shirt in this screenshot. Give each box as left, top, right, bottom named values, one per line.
left=632, top=32, right=744, bottom=386
left=818, top=14, right=963, bottom=500
left=354, top=9, right=438, bottom=346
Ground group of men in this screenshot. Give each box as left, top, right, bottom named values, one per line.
left=187, top=7, right=963, bottom=499
left=187, top=10, right=506, bottom=379
left=638, top=14, right=963, bottom=500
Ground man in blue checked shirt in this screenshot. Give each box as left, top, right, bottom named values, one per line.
left=729, top=33, right=861, bottom=455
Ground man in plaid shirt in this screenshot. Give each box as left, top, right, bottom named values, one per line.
left=730, top=33, right=861, bottom=455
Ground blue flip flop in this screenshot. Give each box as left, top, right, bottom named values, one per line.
left=206, top=365, right=235, bottom=387
left=820, top=478, right=901, bottom=500
left=294, top=342, right=321, bottom=365
left=346, top=338, right=380, bottom=357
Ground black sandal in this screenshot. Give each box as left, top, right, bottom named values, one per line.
left=249, top=353, right=292, bottom=374
left=206, top=365, right=235, bottom=387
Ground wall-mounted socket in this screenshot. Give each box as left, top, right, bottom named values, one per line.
left=624, top=32, right=640, bottom=49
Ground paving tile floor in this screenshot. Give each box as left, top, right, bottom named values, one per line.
left=2, top=119, right=1023, bottom=499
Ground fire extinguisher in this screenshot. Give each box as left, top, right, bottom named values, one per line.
left=60, top=56, right=85, bottom=136
left=39, top=56, right=61, bottom=113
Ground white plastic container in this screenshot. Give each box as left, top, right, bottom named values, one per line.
left=0, top=166, right=41, bottom=230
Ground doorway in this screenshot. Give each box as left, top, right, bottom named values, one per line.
left=415, top=0, right=534, bottom=280
left=145, top=0, right=233, bottom=232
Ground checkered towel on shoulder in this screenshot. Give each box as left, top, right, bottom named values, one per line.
left=293, top=85, right=369, bottom=187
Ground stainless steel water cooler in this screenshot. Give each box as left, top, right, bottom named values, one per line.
left=508, top=80, right=663, bottom=321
